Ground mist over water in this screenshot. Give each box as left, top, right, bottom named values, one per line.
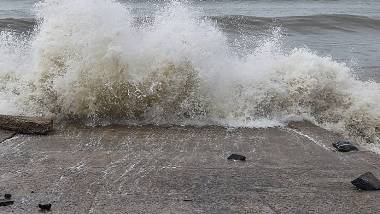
left=0, top=0, right=379, bottom=145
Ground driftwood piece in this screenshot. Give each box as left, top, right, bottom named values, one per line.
left=0, top=114, right=53, bottom=134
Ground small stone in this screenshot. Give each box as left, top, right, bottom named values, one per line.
left=227, top=154, right=246, bottom=161
left=332, top=141, right=358, bottom=152
left=183, top=199, right=193, bottom=202
left=351, top=172, right=380, bottom=191
left=0, top=199, right=14, bottom=206
left=4, top=194, right=11, bottom=199
left=38, top=203, right=52, bottom=211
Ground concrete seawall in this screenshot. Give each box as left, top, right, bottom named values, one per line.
left=0, top=122, right=379, bottom=213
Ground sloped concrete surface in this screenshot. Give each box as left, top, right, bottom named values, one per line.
left=0, top=123, right=379, bottom=213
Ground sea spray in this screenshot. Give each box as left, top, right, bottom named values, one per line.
left=0, top=0, right=379, bottom=144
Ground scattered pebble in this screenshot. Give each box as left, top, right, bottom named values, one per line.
left=38, top=203, right=52, bottom=211
left=0, top=199, right=14, bottom=207
left=4, top=194, right=11, bottom=199
left=351, top=172, right=380, bottom=191
left=227, top=154, right=246, bottom=161
left=332, top=141, right=358, bottom=152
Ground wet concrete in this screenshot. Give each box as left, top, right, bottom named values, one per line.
left=0, top=122, right=379, bottom=213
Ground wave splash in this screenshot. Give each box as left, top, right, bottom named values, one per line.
left=0, top=0, right=379, bottom=144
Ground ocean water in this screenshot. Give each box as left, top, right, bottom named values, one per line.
left=0, top=0, right=379, bottom=146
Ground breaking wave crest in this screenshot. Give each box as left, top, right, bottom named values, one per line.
left=0, top=0, right=379, bottom=144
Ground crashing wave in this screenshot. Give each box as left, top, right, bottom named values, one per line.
left=0, top=0, right=379, bottom=144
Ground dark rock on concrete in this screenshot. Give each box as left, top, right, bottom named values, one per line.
left=0, top=114, right=53, bottom=134
left=332, top=141, right=358, bottom=152
left=0, top=199, right=14, bottom=206
left=351, top=172, right=380, bottom=191
left=4, top=194, right=11, bottom=199
left=38, top=203, right=52, bottom=211
left=227, top=154, right=246, bottom=161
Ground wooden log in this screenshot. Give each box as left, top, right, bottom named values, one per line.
left=0, top=115, right=53, bottom=134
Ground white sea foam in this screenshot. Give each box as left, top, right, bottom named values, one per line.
left=0, top=0, right=379, bottom=145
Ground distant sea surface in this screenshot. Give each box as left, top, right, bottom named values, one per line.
left=1, top=0, right=380, bottom=81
